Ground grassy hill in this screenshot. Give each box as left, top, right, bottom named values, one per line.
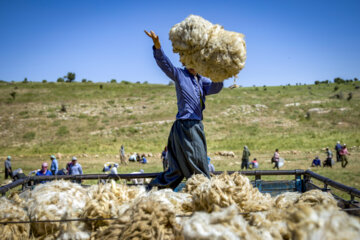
left=1, top=81, right=359, bottom=194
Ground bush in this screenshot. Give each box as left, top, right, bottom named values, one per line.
left=121, top=80, right=131, bottom=85
left=82, top=79, right=87, bottom=83
left=110, top=79, right=117, bottom=83
left=23, top=131, right=36, bottom=140
left=57, top=77, right=64, bottom=83
left=42, top=79, right=47, bottom=83
left=22, top=78, right=28, bottom=83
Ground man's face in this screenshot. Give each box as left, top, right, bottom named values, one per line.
left=188, top=68, right=197, bottom=76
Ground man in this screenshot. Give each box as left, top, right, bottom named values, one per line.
left=241, top=146, right=251, bottom=170
left=208, top=156, right=215, bottom=174
left=335, top=141, right=342, bottom=162
left=110, top=163, right=119, bottom=175
left=120, top=145, right=127, bottom=165
left=50, top=155, right=58, bottom=175
left=69, top=157, right=83, bottom=184
left=145, top=30, right=223, bottom=190
left=340, top=144, right=350, bottom=168
left=36, top=162, right=53, bottom=184
left=4, top=156, right=12, bottom=179
left=323, top=147, right=333, bottom=167
left=311, top=156, right=321, bottom=167
left=273, top=149, right=280, bottom=170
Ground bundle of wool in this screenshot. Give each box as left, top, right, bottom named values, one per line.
left=0, top=197, right=30, bottom=240
left=294, top=189, right=338, bottom=208
left=182, top=205, right=271, bottom=240
left=183, top=172, right=273, bottom=213
left=169, top=15, right=246, bottom=82
left=287, top=205, right=360, bottom=239
left=141, top=188, right=193, bottom=215
left=93, top=198, right=183, bottom=240
left=82, top=180, right=145, bottom=230
left=273, top=191, right=301, bottom=209
left=23, top=180, right=89, bottom=237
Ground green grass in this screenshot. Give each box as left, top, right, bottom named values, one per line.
left=0, top=81, right=359, bottom=198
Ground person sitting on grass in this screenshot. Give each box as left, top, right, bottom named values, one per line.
left=110, top=163, right=119, bottom=174
left=311, top=156, right=321, bottom=167
left=36, top=162, right=52, bottom=184
left=208, top=156, right=215, bottom=173
left=140, top=155, right=147, bottom=164
left=250, top=158, right=259, bottom=169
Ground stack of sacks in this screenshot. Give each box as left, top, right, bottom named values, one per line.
left=169, top=15, right=246, bottom=82
left=94, top=198, right=183, bottom=240
left=82, top=180, right=145, bottom=230
left=20, top=180, right=90, bottom=238
left=0, top=197, right=30, bottom=240
left=183, top=172, right=273, bottom=213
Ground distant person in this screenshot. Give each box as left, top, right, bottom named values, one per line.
left=50, top=155, right=58, bottom=175
left=102, top=163, right=113, bottom=172
left=36, top=162, right=53, bottom=184
left=241, top=146, right=251, bottom=170
left=208, top=156, right=215, bottom=173
left=141, top=155, right=147, bottom=164
left=66, top=161, right=72, bottom=175
left=340, top=144, right=350, bottom=168
left=110, top=163, right=119, bottom=174
left=161, top=146, right=169, bottom=171
left=131, top=169, right=145, bottom=184
left=12, top=168, right=26, bottom=181
left=273, top=149, right=280, bottom=170
left=129, top=153, right=137, bottom=162
left=250, top=158, right=259, bottom=169
left=335, top=141, right=342, bottom=162
left=4, top=156, right=12, bottom=179
left=69, top=157, right=83, bottom=184
left=311, top=156, right=321, bottom=167
left=323, top=147, right=333, bottom=168
left=120, top=145, right=127, bottom=165
left=57, top=168, right=67, bottom=175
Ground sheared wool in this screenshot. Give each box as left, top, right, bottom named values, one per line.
left=287, top=205, right=360, bottom=240
left=294, top=189, right=338, bottom=208
left=82, top=180, right=145, bottom=230
left=93, top=198, right=183, bottom=240
left=182, top=205, right=269, bottom=240
left=0, top=197, right=30, bottom=240
left=169, top=15, right=246, bottom=82
left=183, top=172, right=273, bottom=213
left=23, top=180, right=89, bottom=237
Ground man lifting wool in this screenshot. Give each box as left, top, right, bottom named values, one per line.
left=145, top=30, right=223, bottom=190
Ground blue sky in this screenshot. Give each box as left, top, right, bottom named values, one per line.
left=0, top=0, right=359, bottom=87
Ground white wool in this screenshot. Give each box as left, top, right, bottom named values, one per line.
left=169, top=15, right=246, bottom=82
left=23, top=180, right=89, bottom=237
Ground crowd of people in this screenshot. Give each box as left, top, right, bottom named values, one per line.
left=3, top=140, right=352, bottom=185
left=311, top=141, right=350, bottom=168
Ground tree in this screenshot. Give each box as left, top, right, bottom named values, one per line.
left=42, top=79, right=47, bottom=83
left=57, top=77, right=64, bottom=83
left=23, top=77, right=28, bottom=83
left=65, top=72, right=76, bottom=82
left=168, top=81, right=174, bottom=86
left=110, top=79, right=117, bottom=83
left=334, top=77, right=344, bottom=84
left=82, top=78, right=87, bottom=83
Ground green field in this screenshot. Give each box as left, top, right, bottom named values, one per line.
left=0, top=81, right=359, bottom=198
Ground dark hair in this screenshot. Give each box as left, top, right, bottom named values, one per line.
left=276, top=149, right=279, bottom=152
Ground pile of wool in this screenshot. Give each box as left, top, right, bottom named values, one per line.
left=141, top=188, right=193, bottom=215
left=169, top=15, right=246, bottom=82
left=182, top=205, right=270, bottom=240
left=82, top=180, right=145, bottom=230
left=286, top=205, right=360, bottom=239
left=23, top=180, right=89, bottom=238
left=0, top=197, right=30, bottom=240
left=93, top=198, right=183, bottom=240
left=183, top=172, right=273, bottom=213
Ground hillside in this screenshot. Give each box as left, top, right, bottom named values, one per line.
left=1, top=81, right=359, bottom=191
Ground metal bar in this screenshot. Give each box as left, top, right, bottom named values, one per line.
left=214, top=170, right=306, bottom=176
left=305, top=170, right=360, bottom=198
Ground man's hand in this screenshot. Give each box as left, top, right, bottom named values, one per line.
left=144, top=30, right=161, bottom=49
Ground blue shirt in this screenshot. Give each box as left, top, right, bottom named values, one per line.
left=69, top=163, right=83, bottom=175
left=36, top=169, right=53, bottom=184
left=51, top=159, right=58, bottom=174
left=153, top=47, right=224, bottom=120
left=312, top=158, right=321, bottom=166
